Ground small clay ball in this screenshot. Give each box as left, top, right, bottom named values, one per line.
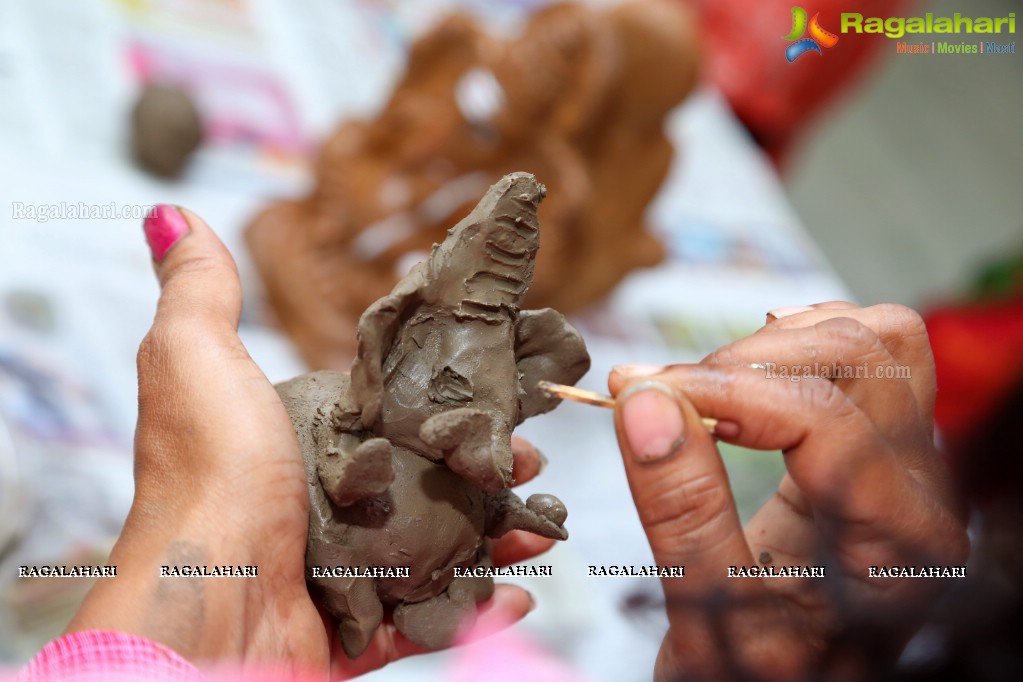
left=131, top=84, right=203, bottom=178
left=526, top=493, right=568, bottom=526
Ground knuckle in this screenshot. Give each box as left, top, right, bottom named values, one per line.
left=145, top=317, right=219, bottom=357
left=872, top=303, right=927, bottom=336
left=136, top=325, right=185, bottom=404
left=638, top=471, right=734, bottom=542
left=874, top=304, right=934, bottom=367
left=795, top=376, right=851, bottom=416
left=166, top=254, right=232, bottom=284
left=814, top=315, right=873, bottom=345
left=703, top=346, right=735, bottom=366
left=137, top=318, right=231, bottom=390
left=161, top=294, right=235, bottom=332
left=136, top=326, right=172, bottom=372
left=814, top=317, right=889, bottom=362
left=160, top=255, right=241, bottom=318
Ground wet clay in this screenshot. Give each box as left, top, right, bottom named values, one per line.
left=247, top=0, right=699, bottom=369
left=131, top=84, right=203, bottom=178
left=275, top=173, right=590, bottom=657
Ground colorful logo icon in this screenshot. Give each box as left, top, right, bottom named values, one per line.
left=784, top=7, right=839, bottom=62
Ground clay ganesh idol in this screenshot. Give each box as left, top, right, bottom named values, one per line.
left=275, top=173, right=590, bottom=657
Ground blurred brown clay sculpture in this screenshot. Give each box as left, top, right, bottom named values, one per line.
left=131, top=84, right=203, bottom=178
left=247, top=0, right=698, bottom=369
left=275, top=173, right=590, bottom=657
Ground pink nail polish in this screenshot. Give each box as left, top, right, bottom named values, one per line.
left=143, top=204, right=190, bottom=263
left=619, top=382, right=686, bottom=463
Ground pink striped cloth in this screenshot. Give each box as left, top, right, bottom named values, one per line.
left=12, top=631, right=204, bottom=682
left=8, top=625, right=590, bottom=681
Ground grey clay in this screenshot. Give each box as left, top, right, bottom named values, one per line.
left=275, top=173, right=590, bottom=657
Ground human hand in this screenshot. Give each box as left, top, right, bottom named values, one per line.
left=67, top=205, right=553, bottom=679
left=608, top=303, right=969, bottom=681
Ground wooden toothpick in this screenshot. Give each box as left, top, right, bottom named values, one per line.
left=538, top=381, right=718, bottom=432
left=537, top=381, right=616, bottom=408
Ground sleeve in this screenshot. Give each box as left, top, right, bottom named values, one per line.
left=13, top=630, right=205, bottom=682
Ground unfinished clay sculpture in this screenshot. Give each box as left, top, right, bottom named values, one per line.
left=247, top=0, right=699, bottom=369
left=131, top=84, right=203, bottom=178
left=275, top=173, right=589, bottom=657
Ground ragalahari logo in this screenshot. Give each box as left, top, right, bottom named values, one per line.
left=784, top=7, right=839, bottom=61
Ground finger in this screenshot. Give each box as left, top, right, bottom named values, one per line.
left=650, top=364, right=924, bottom=523
left=136, top=205, right=253, bottom=428
left=764, top=301, right=857, bottom=325
left=474, top=583, right=535, bottom=627
left=143, top=204, right=244, bottom=341
left=135, top=206, right=286, bottom=491
left=705, top=318, right=923, bottom=437
left=491, top=530, right=556, bottom=567
left=337, top=584, right=533, bottom=679
left=610, top=378, right=754, bottom=588
left=808, top=301, right=860, bottom=309
left=669, top=363, right=968, bottom=583
left=510, top=436, right=546, bottom=486
left=136, top=204, right=254, bottom=421
left=335, top=623, right=428, bottom=679
left=752, top=304, right=935, bottom=418
left=765, top=303, right=930, bottom=365
left=763, top=304, right=814, bottom=323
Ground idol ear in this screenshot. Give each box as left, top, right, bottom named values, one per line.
left=349, top=262, right=429, bottom=427
left=513, top=308, right=591, bottom=423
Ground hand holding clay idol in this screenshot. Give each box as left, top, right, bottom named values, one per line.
left=275, top=173, right=590, bottom=658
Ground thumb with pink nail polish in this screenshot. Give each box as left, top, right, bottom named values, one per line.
left=143, top=204, right=190, bottom=263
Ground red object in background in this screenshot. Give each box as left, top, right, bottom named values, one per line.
left=926, top=296, right=1023, bottom=451
left=690, top=0, right=916, bottom=164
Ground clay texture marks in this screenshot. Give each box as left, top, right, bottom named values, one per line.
left=276, top=173, right=589, bottom=658
left=352, top=173, right=548, bottom=491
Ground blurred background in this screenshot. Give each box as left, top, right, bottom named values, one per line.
left=789, top=0, right=1021, bottom=307
left=0, top=0, right=1019, bottom=680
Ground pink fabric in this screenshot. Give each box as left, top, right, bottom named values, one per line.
left=8, top=627, right=592, bottom=681
left=13, top=631, right=205, bottom=682
left=451, top=614, right=592, bottom=682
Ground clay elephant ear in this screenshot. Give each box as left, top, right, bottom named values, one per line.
left=514, top=308, right=591, bottom=423
left=350, top=262, right=431, bottom=427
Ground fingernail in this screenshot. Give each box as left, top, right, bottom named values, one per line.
left=536, top=449, right=549, bottom=474
left=612, top=364, right=665, bottom=378
left=143, top=204, right=190, bottom=263
left=766, top=305, right=814, bottom=320
left=526, top=591, right=537, bottom=612
left=712, top=420, right=741, bottom=440
left=619, top=381, right=686, bottom=463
